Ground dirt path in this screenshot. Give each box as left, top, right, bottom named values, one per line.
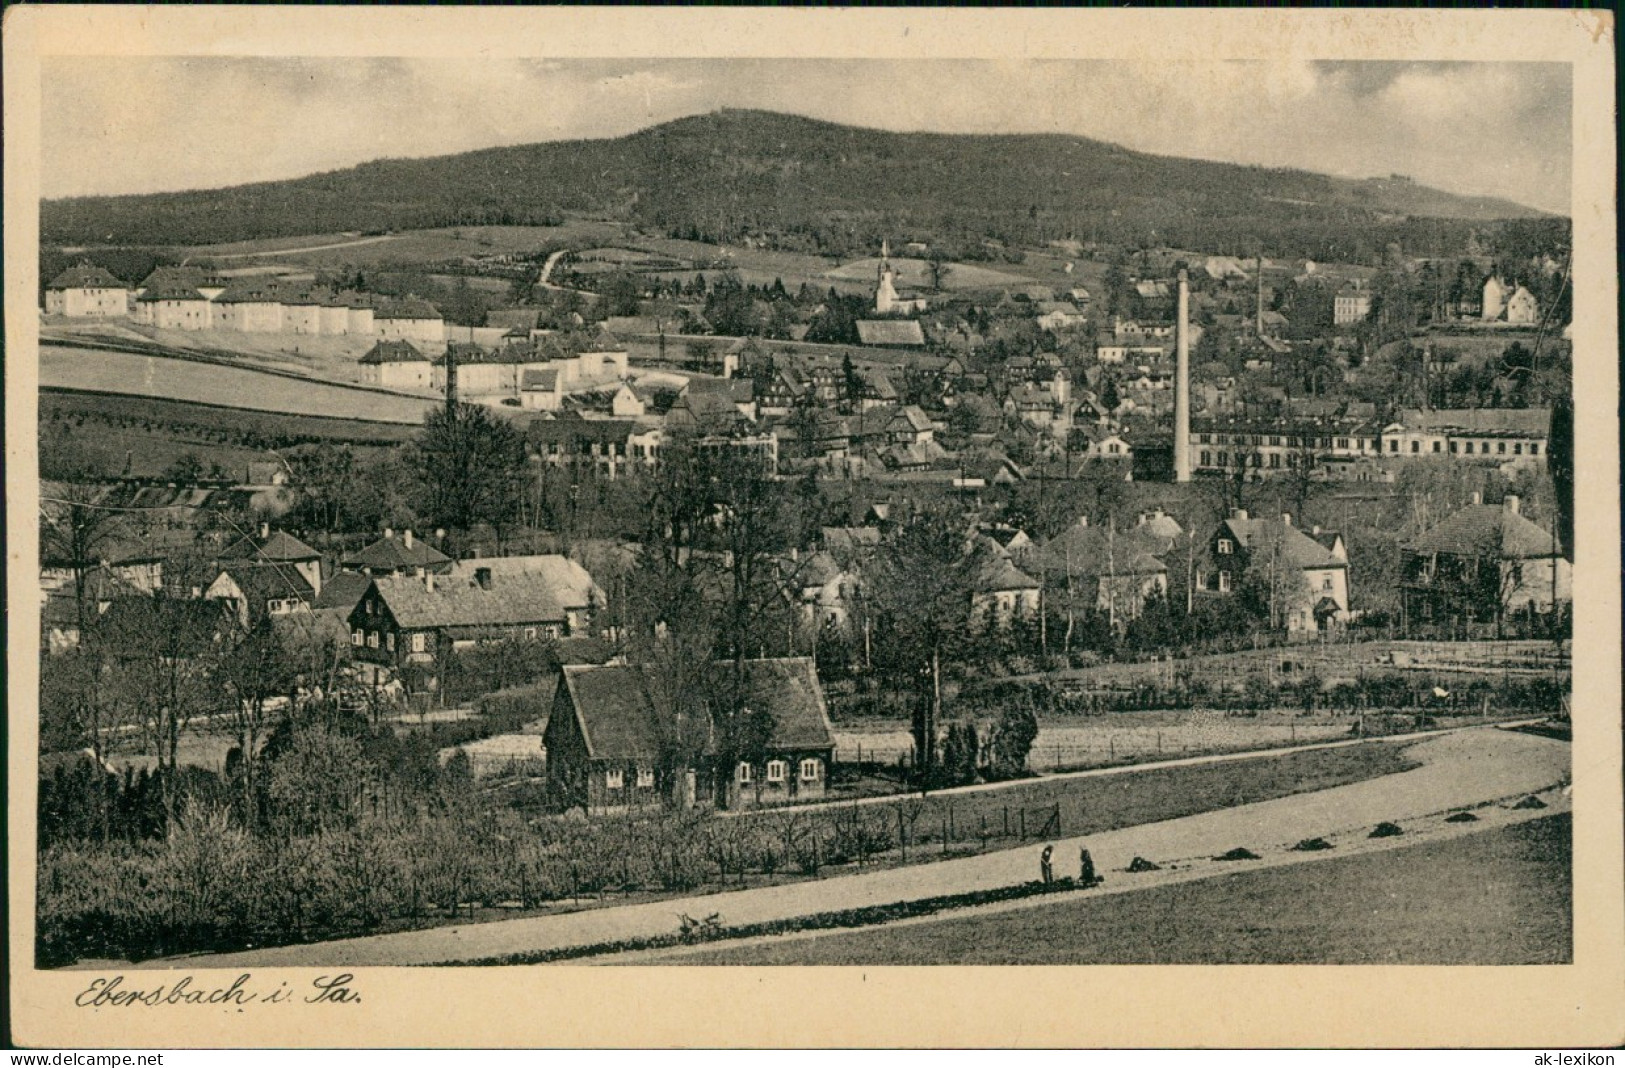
left=201, top=235, right=398, bottom=260
left=139, top=725, right=1567, bottom=969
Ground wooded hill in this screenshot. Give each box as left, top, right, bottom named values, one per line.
left=42, top=109, right=1557, bottom=262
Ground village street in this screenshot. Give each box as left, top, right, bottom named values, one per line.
left=137, top=725, right=1569, bottom=969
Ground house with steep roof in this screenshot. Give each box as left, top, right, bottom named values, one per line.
left=219, top=526, right=324, bottom=596
left=374, top=296, right=445, bottom=344
left=1197, top=509, right=1349, bottom=633
left=965, top=538, right=1041, bottom=630
left=445, top=554, right=604, bottom=634
left=135, top=281, right=214, bottom=330
left=342, top=529, right=452, bottom=576
left=1401, top=493, right=1568, bottom=635
left=544, top=657, right=836, bottom=811
left=359, top=340, right=432, bottom=391
left=44, top=264, right=129, bottom=317
left=348, top=567, right=575, bottom=685
left=205, top=563, right=316, bottom=629
left=1018, top=517, right=1169, bottom=623
left=856, top=319, right=927, bottom=348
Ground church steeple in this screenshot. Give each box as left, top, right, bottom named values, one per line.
left=875, top=240, right=899, bottom=314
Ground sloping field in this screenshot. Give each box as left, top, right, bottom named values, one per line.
left=823, top=256, right=1036, bottom=290
left=40, top=346, right=438, bottom=423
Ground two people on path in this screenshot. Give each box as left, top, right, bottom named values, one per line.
left=1040, top=843, right=1104, bottom=887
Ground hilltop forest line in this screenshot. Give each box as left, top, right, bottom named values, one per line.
left=43, top=110, right=1563, bottom=266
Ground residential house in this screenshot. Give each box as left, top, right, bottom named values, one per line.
left=348, top=568, right=573, bottom=683
left=374, top=297, right=446, bottom=344
left=219, top=527, right=324, bottom=596
left=44, top=264, right=129, bottom=317
left=544, top=657, right=837, bottom=811
left=342, top=529, right=453, bottom=576
left=445, top=554, right=604, bottom=635
left=1020, top=518, right=1169, bottom=622
left=966, top=539, right=1041, bottom=629
left=856, top=320, right=927, bottom=348
left=1333, top=286, right=1372, bottom=325
left=610, top=383, right=646, bottom=418
left=205, top=563, right=316, bottom=629
left=359, top=340, right=433, bottom=391
left=1197, top=509, right=1350, bottom=633
left=1401, top=493, right=1569, bottom=634
left=135, top=282, right=214, bottom=330
left=1035, top=302, right=1086, bottom=332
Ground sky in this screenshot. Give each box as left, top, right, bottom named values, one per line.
left=41, top=58, right=1572, bottom=214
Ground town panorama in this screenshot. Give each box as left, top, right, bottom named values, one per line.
left=35, top=92, right=1573, bottom=968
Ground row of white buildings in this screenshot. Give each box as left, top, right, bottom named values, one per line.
left=44, top=264, right=448, bottom=343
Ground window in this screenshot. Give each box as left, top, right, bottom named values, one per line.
left=800, top=759, right=822, bottom=781
left=1410, top=441, right=1420, bottom=454
left=386, top=633, right=395, bottom=651
left=1323, top=576, right=1334, bottom=591
left=352, top=629, right=364, bottom=647
left=1218, top=539, right=1233, bottom=555
left=637, top=767, right=656, bottom=789
left=1218, top=572, right=1231, bottom=592
left=1514, top=443, right=1523, bottom=455
left=1497, top=442, right=1506, bottom=454
left=1433, top=441, right=1441, bottom=453
left=1530, top=443, right=1540, bottom=456
left=367, top=632, right=379, bottom=649
left=737, top=762, right=753, bottom=784
left=604, top=768, right=624, bottom=789
left=411, top=633, right=426, bottom=654
left=1450, top=441, right=1459, bottom=454
left=1218, top=451, right=1229, bottom=466
left=1200, top=451, right=1211, bottom=466
left=1269, top=454, right=1281, bottom=468
left=766, top=760, right=788, bottom=783
left=1464, top=442, right=1474, bottom=454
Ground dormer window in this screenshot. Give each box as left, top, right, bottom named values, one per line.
left=1217, top=539, right=1233, bottom=555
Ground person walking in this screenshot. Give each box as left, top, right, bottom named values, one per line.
left=1080, top=847, right=1100, bottom=887
left=1040, top=844, right=1055, bottom=885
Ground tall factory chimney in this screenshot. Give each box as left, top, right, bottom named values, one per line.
left=1255, top=253, right=1266, bottom=336
left=1173, top=269, right=1192, bottom=483
left=444, top=343, right=458, bottom=415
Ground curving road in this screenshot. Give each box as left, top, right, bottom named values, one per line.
left=133, top=725, right=1568, bottom=969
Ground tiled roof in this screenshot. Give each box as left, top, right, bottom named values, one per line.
left=1408, top=503, right=1559, bottom=560
left=856, top=320, right=927, bottom=347
left=136, top=282, right=207, bottom=302
left=312, top=570, right=371, bottom=614
left=1025, top=523, right=1168, bottom=580
left=48, top=264, right=124, bottom=289
left=446, top=554, right=600, bottom=610
left=220, top=529, right=321, bottom=562
left=1221, top=518, right=1345, bottom=570
left=522, top=369, right=560, bottom=390
left=343, top=533, right=452, bottom=572
left=376, top=296, right=442, bottom=320
left=359, top=340, right=428, bottom=365
left=560, top=657, right=835, bottom=762
left=368, top=571, right=566, bottom=630
left=139, top=266, right=225, bottom=291
left=1394, top=408, right=1550, bottom=436
left=212, top=563, right=316, bottom=610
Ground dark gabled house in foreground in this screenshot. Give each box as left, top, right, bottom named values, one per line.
left=545, top=657, right=836, bottom=812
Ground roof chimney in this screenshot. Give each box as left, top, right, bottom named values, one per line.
left=403, top=529, right=414, bottom=549
left=259, top=522, right=270, bottom=540
left=1312, top=524, right=1322, bottom=535
left=1281, top=512, right=1292, bottom=527
left=1078, top=515, right=1089, bottom=528
left=425, top=573, right=436, bottom=592
left=1470, top=492, right=1482, bottom=506
left=384, top=526, right=395, bottom=540
left=475, top=566, right=493, bottom=591
left=1233, top=508, right=1249, bottom=521
left=1504, top=494, right=1520, bottom=515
